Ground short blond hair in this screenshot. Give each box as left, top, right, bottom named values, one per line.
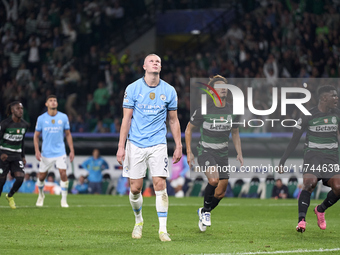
left=144, top=53, right=161, bottom=64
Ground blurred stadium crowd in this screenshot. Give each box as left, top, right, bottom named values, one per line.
left=0, top=0, right=340, bottom=133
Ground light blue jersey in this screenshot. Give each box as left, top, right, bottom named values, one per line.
left=123, top=77, right=177, bottom=148
left=35, top=112, right=70, bottom=158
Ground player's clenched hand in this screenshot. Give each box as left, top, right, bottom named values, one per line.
left=69, top=151, right=75, bottom=162
left=35, top=151, right=42, bottom=161
left=116, top=147, right=125, bottom=165
left=0, top=153, right=8, bottom=162
left=187, top=152, right=195, bottom=168
left=172, top=147, right=182, bottom=164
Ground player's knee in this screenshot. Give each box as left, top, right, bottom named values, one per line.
left=14, top=172, right=24, bottom=178
left=208, top=178, right=219, bottom=186
left=153, top=178, right=166, bottom=191
left=331, top=182, right=340, bottom=194
left=303, top=181, right=316, bottom=192
left=130, top=186, right=142, bottom=194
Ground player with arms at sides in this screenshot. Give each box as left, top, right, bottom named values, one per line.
left=116, top=54, right=182, bottom=242
left=34, top=95, right=75, bottom=207
left=0, top=102, right=29, bottom=209
left=185, top=75, right=244, bottom=232
left=279, top=85, right=340, bottom=232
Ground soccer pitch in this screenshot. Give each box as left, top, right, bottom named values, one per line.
left=0, top=195, right=339, bottom=255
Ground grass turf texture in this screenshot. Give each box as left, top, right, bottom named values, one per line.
left=0, top=194, right=340, bottom=255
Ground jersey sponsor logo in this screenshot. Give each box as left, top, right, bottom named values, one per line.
left=58, top=120, right=62, bottom=124
left=137, top=104, right=165, bottom=110
left=52, top=119, right=55, bottom=124
left=149, top=92, right=155, bottom=100
left=309, top=125, right=337, bottom=132
left=124, top=99, right=129, bottom=103
left=43, top=126, right=63, bottom=133
left=124, top=91, right=127, bottom=98
left=3, top=133, right=23, bottom=141
left=138, top=93, right=144, bottom=98
left=324, top=119, right=328, bottom=123
left=205, top=119, right=231, bottom=131
left=160, top=94, right=166, bottom=101
left=312, top=120, right=319, bottom=124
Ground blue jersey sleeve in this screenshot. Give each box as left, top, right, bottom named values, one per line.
left=82, top=158, right=92, bottom=170
left=101, top=158, right=109, bottom=170
left=64, top=114, right=70, bottom=130
left=168, top=87, right=178, bottom=111
left=123, top=85, right=135, bottom=109
left=35, top=116, right=42, bottom=132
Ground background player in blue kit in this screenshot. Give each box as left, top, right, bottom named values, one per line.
left=34, top=95, right=75, bottom=208
left=116, top=54, right=182, bottom=242
left=81, top=148, right=109, bottom=194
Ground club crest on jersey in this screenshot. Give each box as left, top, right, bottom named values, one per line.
left=332, top=117, right=337, bottom=124
left=21, top=129, right=25, bottom=134
left=52, top=119, right=55, bottom=124
left=324, top=119, right=328, bottom=123
left=160, top=94, right=166, bottom=101
left=220, top=117, right=224, bottom=120
left=58, top=120, right=62, bottom=124
left=16, top=129, right=20, bottom=133
left=149, top=92, right=155, bottom=100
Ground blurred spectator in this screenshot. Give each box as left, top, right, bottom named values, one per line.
left=6, top=44, right=26, bottom=70
left=116, top=174, right=129, bottom=195
left=3, top=172, right=15, bottom=193
left=272, top=179, right=288, bottom=199
left=2, top=0, right=18, bottom=22
left=170, top=154, right=190, bottom=198
left=93, top=81, right=109, bottom=118
left=293, top=184, right=303, bottom=199
left=81, top=149, right=109, bottom=194
left=72, top=175, right=89, bottom=194
left=19, top=173, right=35, bottom=193
left=16, top=62, right=32, bottom=88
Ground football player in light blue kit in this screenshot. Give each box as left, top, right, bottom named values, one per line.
left=34, top=95, right=75, bottom=207
left=116, top=54, right=182, bottom=242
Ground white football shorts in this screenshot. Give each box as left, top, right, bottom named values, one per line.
left=39, top=155, right=67, bottom=173
left=123, top=140, right=169, bottom=179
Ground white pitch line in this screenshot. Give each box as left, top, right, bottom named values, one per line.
left=194, top=248, right=340, bottom=255
left=0, top=202, right=316, bottom=209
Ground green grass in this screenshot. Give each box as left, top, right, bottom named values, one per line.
left=0, top=194, right=340, bottom=255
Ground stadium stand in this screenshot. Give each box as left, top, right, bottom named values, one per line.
left=1, top=0, right=340, bottom=198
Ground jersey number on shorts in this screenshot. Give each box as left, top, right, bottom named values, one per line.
left=19, top=161, right=24, bottom=169
left=164, top=158, right=168, bottom=172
